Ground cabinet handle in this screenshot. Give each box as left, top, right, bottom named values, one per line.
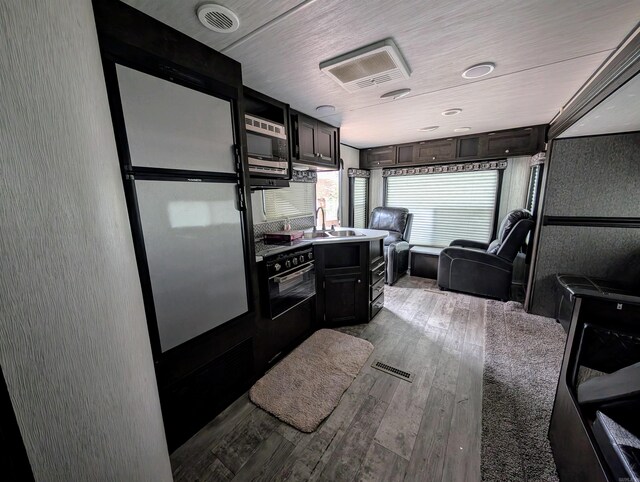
left=357, top=279, right=361, bottom=283
left=505, top=149, right=510, bottom=153
left=375, top=269, right=385, bottom=277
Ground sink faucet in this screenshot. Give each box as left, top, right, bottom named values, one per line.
left=314, top=207, right=326, bottom=232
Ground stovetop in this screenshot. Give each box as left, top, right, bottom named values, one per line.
left=254, top=239, right=313, bottom=259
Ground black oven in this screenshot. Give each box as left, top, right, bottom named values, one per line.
left=263, top=247, right=315, bottom=319
left=245, top=114, right=289, bottom=177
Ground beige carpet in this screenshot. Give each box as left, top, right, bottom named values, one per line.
left=249, top=329, right=374, bottom=432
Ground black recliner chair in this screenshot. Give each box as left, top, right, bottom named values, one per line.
left=437, top=208, right=534, bottom=301
left=368, top=207, right=413, bottom=285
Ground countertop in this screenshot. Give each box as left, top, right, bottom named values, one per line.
left=255, top=228, right=388, bottom=262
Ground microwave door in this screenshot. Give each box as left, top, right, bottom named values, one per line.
left=246, top=131, right=275, bottom=161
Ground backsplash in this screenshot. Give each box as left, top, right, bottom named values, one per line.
left=253, top=215, right=315, bottom=242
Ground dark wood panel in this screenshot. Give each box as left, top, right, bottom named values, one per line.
left=414, top=138, right=456, bottom=163
left=456, top=136, right=481, bottom=159
left=485, top=127, right=541, bottom=157
left=296, top=113, right=317, bottom=163
left=361, top=145, right=397, bottom=168
left=396, top=143, right=416, bottom=165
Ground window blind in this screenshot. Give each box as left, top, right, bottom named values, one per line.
left=526, top=165, right=540, bottom=212
left=386, top=170, right=498, bottom=247
left=264, top=182, right=315, bottom=221
left=352, top=177, right=369, bottom=228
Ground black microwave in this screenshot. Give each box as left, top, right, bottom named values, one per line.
left=245, top=114, right=289, bottom=177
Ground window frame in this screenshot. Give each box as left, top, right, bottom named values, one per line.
left=349, top=175, right=369, bottom=229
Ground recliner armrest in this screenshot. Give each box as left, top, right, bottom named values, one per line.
left=440, top=247, right=511, bottom=271
left=449, top=239, right=490, bottom=250
left=388, top=240, right=409, bottom=252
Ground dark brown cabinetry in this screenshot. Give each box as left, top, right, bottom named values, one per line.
left=484, top=127, right=541, bottom=157
left=291, top=111, right=339, bottom=169
left=360, top=125, right=546, bottom=169
left=361, top=145, right=397, bottom=168
left=315, top=242, right=369, bottom=325
left=315, top=240, right=385, bottom=325
left=414, top=138, right=456, bottom=164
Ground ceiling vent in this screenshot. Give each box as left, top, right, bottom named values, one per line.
left=197, top=4, right=240, bottom=33
left=320, top=39, right=411, bottom=93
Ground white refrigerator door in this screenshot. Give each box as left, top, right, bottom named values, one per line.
left=116, top=64, right=236, bottom=174
left=135, top=180, right=248, bottom=352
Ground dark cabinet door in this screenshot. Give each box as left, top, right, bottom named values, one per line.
left=396, top=143, right=415, bottom=165
left=414, top=138, right=456, bottom=164
left=457, top=136, right=482, bottom=160
left=316, top=123, right=337, bottom=167
left=361, top=146, right=396, bottom=169
left=323, top=272, right=367, bottom=324
left=296, top=114, right=317, bottom=163
left=484, top=127, right=542, bottom=157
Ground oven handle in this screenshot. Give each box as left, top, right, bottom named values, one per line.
left=273, top=264, right=314, bottom=284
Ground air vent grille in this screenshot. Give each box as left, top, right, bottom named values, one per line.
left=197, top=4, right=240, bottom=33
left=372, top=359, right=414, bottom=382
left=320, top=39, right=411, bottom=93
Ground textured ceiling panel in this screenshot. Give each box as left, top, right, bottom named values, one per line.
left=123, top=0, right=640, bottom=146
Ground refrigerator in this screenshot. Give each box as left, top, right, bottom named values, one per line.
left=112, top=63, right=250, bottom=354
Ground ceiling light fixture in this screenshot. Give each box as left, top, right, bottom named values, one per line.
left=381, top=88, right=411, bottom=100
left=462, top=62, right=495, bottom=79
left=454, top=127, right=471, bottom=132
left=315, top=105, right=336, bottom=115
left=442, top=108, right=462, bottom=116
left=418, top=126, right=439, bottom=132
left=197, top=4, right=240, bottom=33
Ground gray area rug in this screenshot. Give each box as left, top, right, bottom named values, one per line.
left=249, top=329, right=374, bottom=433
left=482, top=300, right=566, bottom=481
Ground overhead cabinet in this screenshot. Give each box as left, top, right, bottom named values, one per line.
left=361, top=145, right=397, bottom=168
left=360, top=125, right=546, bottom=169
left=291, top=111, right=339, bottom=169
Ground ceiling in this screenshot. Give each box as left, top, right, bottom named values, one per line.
left=559, top=72, right=640, bottom=138
left=124, top=0, right=640, bottom=148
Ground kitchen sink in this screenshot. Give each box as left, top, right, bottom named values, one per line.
left=327, top=230, right=365, bottom=237
left=303, top=231, right=332, bottom=239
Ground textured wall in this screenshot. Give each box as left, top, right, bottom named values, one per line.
left=340, top=144, right=360, bottom=225
left=531, top=133, right=640, bottom=316
left=0, top=1, right=172, bottom=480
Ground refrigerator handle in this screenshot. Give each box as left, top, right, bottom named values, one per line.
left=236, top=185, right=246, bottom=212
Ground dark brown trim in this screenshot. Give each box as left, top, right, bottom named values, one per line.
left=543, top=216, right=640, bottom=228
left=548, top=26, right=640, bottom=139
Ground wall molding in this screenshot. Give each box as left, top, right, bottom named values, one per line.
left=382, top=160, right=507, bottom=177
left=543, top=216, right=640, bottom=228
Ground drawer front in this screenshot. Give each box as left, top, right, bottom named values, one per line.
left=370, top=276, right=385, bottom=301
left=370, top=260, right=386, bottom=285
left=370, top=292, right=384, bottom=319
left=415, top=138, right=456, bottom=163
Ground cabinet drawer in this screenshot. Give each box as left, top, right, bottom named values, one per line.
left=485, top=127, right=540, bottom=157
left=370, top=276, right=385, bottom=301
left=370, top=292, right=384, bottom=319
left=415, top=138, right=456, bottom=163
left=370, top=260, right=386, bottom=285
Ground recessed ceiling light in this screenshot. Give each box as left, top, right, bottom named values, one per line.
left=418, top=126, right=439, bottom=132
left=442, top=108, right=462, bottom=116
left=462, top=62, right=495, bottom=79
left=454, top=127, right=471, bottom=132
left=380, top=88, right=411, bottom=100
left=315, top=105, right=336, bottom=115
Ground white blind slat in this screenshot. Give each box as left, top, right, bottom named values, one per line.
left=386, top=170, right=498, bottom=247
left=353, top=177, right=368, bottom=228
left=264, top=182, right=315, bottom=221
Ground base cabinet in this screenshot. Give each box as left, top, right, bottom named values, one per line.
left=315, top=240, right=385, bottom=325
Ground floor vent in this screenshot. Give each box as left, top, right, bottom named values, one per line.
left=372, top=359, right=414, bottom=382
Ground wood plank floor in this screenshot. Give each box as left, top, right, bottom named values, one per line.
left=171, top=276, right=485, bottom=482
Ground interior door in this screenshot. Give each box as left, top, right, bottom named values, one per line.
left=135, top=179, right=248, bottom=352
left=116, top=64, right=236, bottom=174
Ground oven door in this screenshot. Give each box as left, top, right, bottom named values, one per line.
left=267, top=262, right=315, bottom=319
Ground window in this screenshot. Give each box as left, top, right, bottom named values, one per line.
left=385, top=170, right=499, bottom=247
left=316, top=170, right=341, bottom=228
left=350, top=177, right=369, bottom=228
left=263, top=182, right=315, bottom=221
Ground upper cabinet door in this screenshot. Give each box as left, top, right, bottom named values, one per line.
left=484, top=127, right=542, bottom=157
left=297, top=114, right=317, bottom=163
left=316, top=123, right=336, bottom=165
left=414, top=139, right=456, bottom=163
left=116, top=64, right=236, bottom=174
